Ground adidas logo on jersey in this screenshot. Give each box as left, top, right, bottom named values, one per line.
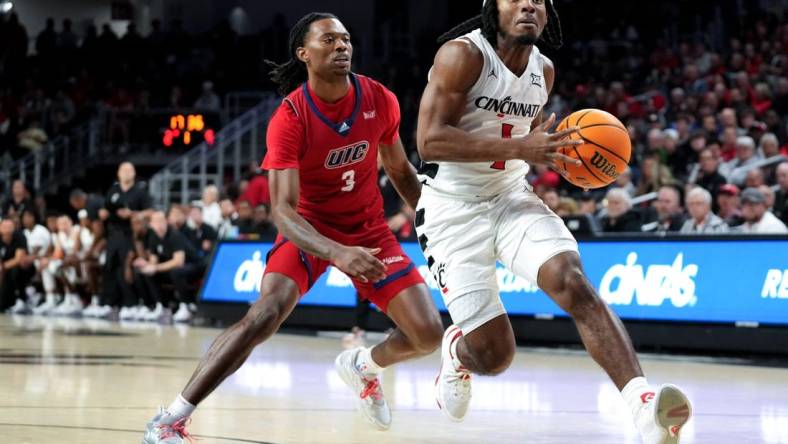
left=474, top=96, right=541, bottom=118
left=325, top=141, right=370, bottom=169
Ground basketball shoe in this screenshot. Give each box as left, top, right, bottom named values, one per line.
left=335, top=347, right=391, bottom=430
left=435, top=325, right=471, bottom=421
left=634, top=384, right=692, bottom=444
left=142, top=407, right=194, bottom=443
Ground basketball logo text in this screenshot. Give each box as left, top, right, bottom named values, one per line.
left=325, top=141, right=370, bottom=169
left=589, top=151, right=619, bottom=179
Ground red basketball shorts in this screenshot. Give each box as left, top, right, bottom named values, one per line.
left=263, top=231, right=424, bottom=313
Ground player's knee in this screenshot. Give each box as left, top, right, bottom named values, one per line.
left=477, top=345, right=514, bottom=376
left=468, top=337, right=514, bottom=376
left=243, top=294, right=291, bottom=342
left=243, top=305, right=282, bottom=343
left=409, top=317, right=443, bottom=354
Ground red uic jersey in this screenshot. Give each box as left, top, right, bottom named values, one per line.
left=262, top=74, right=400, bottom=244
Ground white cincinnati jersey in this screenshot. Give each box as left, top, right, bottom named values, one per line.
left=420, top=29, right=548, bottom=199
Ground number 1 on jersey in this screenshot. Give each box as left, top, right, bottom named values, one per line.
left=491, top=123, right=512, bottom=170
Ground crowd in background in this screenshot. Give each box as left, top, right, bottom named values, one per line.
left=2, top=3, right=788, bottom=320
left=0, top=161, right=278, bottom=321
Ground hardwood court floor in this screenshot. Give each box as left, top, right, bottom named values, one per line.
left=1, top=314, right=787, bottom=443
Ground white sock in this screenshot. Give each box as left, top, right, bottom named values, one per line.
left=621, top=376, right=653, bottom=417
left=166, top=394, right=196, bottom=422
left=354, top=347, right=385, bottom=378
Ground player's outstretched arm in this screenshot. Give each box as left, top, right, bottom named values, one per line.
left=416, top=40, right=581, bottom=169
left=379, top=136, right=421, bottom=209
left=269, top=168, right=387, bottom=283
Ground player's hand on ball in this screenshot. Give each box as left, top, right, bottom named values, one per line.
left=332, top=246, right=387, bottom=283
left=519, top=113, right=582, bottom=170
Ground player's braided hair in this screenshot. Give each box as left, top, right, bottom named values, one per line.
left=265, top=12, right=338, bottom=96
left=437, top=0, right=563, bottom=49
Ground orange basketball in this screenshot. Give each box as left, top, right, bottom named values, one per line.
left=555, top=109, right=631, bottom=189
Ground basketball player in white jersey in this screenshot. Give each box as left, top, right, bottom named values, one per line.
left=416, top=1, right=692, bottom=442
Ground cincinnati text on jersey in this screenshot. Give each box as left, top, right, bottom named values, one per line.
left=474, top=96, right=541, bottom=118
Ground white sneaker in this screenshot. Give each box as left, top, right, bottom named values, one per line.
left=145, top=303, right=164, bottom=322
left=136, top=305, right=153, bottom=321
left=142, top=407, right=194, bottom=443
left=10, top=299, right=31, bottom=314
left=635, top=384, right=692, bottom=444
left=435, top=325, right=471, bottom=422
left=335, top=347, right=391, bottom=430
left=33, top=295, right=58, bottom=316
left=119, top=306, right=137, bottom=321
left=97, top=305, right=117, bottom=320
left=61, top=294, right=84, bottom=317
left=173, top=303, right=193, bottom=323
left=145, top=303, right=172, bottom=323
left=82, top=298, right=101, bottom=317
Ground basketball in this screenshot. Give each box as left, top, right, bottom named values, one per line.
left=555, top=109, right=631, bottom=189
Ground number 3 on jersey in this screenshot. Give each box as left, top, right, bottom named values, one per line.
left=341, top=170, right=355, bottom=192
left=491, top=123, right=513, bottom=170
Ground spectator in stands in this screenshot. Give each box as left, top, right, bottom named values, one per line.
left=717, top=184, right=743, bottom=227
left=694, top=148, right=727, bottom=203
left=599, top=188, right=642, bottom=233
left=239, top=166, right=270, bottom=208
left=19, top=209, right=50, bottom=312
left=719, top=127, right=739, bottom=162
left=0, top=219, right=30, bottom=313
left=578, top=192, right=598, bottom=218
left=759, top=185, right=775, bottom=211
left=232, top=200, right=257, bottom=236
left=724, top=136, right=761, bottom=185
left=680, top=187, right=728, bottom=234
left=635, top=153, right=674, bottom=196
left=43, top=215, right=84, bottom=315
left=35, top=18, right=57, bottom=59
left=614, top=166, right=635, bottom=196
left=194, top=81, right=221, bottom=111
left=198, top=185, right=222, bottom=229
left=758, top=133, right=783, bottom=182
left=252, top=204, right=278, bottom=242
left=217, top=198, right=238, bottom=238
left=125, top=213, right=161, bottom=322
left=554, top=198, right=579, bottom=218
left=2, top=180, right=34, bottom=220
left=542, top=189, right=560, bottom=213
left=738, top=188, right=788, bottom=234
left=76, top=210, right=103, bottom=314
left=187, top=206, right=218, bottom=261
left=642, top=185, right=685, bottom=232
left=69, top=188, right=105, bottom=221
left=774, top=162, right=788, bottom=225
left=167, top=205, right=195, bottom=244
left=135, top=211, right=203, bottom=323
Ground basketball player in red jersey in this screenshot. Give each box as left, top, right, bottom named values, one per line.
left=416, top=1, right=691, bottom=443
left=142, top=12, right=443, bottom=442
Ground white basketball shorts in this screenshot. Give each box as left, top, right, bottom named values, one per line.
left=415, top=185, right=578, bottom=333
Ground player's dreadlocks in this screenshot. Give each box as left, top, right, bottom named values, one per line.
left=437, top=0, right=563, bottom=49
left=265, top=12, right=338, bottom=96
